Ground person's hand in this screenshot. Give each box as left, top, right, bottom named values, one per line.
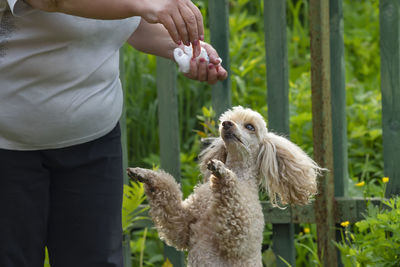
left=183, top=42, right=228, bottom=85
left=139, top=0, right=204, bottom=57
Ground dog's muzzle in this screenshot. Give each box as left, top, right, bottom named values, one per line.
left=221, top=121, right=243, bottom=145
left=222, top=120, right=234, bottom=130
left=222, top=120, right=234, bottom=140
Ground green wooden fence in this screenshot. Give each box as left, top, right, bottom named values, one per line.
left=120, top=0, right=400, bottom=266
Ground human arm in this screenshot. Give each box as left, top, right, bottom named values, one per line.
left=24, top=0, right=203, bottom=51
left=128, top=19, right=228, bottom=85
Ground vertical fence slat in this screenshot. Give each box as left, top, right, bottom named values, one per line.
left=329, top=1, right=347, bottom=265
left=156, top=57, right=184, bottom=267
left=119, top=48, right=132, bottom=267
left=208, top=0, right=231, bottom=117
left=309, top=0, right=337, bottom=266
left=264, top=0, right=290, bottom=133
left=271, top=223, right=295, bottom=266
left=380, top=0, right=400, bottom=198
left=264, top=1, right=294, bottom=266
left=329, top=0, right=348, bottom=198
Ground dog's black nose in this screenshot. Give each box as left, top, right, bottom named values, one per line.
left=222, top=121, right=233, bottom=130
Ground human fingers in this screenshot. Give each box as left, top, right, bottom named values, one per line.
left=207, top=64, right=219, bottom=85
left=185, top=0, right=204, bottom=42
left=192, top=40, right=201, bottom=58
left=197, top=58, right=208, bottom=82
left=200, top=42, right=222, bottom=65
left=183, top=57, right=225, bottom=83
left=179, top=1, right=203, bottom=57
left=216, top=65, right=228, bottom=81
left=199, top=41, right=227, bottom=80
left=141, top=0, right=204, bottom=47
left=159, top=14, right=182, bottom=45
left=178, top=3, right=198, bottom=44
left=184, top=57, right=198, bottom=80
left=171, top=9, right=190, bottom=46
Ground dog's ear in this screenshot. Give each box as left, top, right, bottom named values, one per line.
left=198, top=137, right=227, bottom=181
left=257, top=132, right=321, bottom=208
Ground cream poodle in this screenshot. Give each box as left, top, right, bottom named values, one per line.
left=127, top=106, right=321, bottom=267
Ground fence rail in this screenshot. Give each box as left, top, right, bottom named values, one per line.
left=121, top=0, right=400, bottom=266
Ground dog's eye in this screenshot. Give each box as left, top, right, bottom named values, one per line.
left=245, top=123, right=255, bottom=131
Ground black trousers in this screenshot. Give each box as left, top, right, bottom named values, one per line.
left=0, top=124, right=124, bottom=267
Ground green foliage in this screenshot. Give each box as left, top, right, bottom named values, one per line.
left=122, top=45, right=159, bottom=168
left=44, top=247, right=50, bottom=267
left=122, top=181, right=149, bottom=233
left=229, top=0, right=267, bottom=109
left=287, top=0, right=311, bottom=81
left=180, top=144, right=202, bottom=198
left=262, top=247, right=277, bottom=267
left=130, top=228, right=164, bottom=267
left=288, top=73, right=313, bottom=154
left=295, top=225, right=321, bottom=267
left=195, top=106, right=218, bottom=138
left=336, top=197, right=400, bottom=267
left=343, top=1, right=380, bottom=86
left=343, top=0, right=382, bottom=184
left=346, top=84, right=383, bottom=182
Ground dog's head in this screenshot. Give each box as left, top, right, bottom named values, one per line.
left=199, top=106, right=320, bottom=207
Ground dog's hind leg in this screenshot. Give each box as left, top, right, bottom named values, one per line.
left=127, top=168, right=193, bottom=250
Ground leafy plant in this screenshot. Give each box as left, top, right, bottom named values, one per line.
left=195, top=106, right=218, bottom=138
left=130, top=228, right=164, bottom=267
left=336, top=197, right=400, bottom=267
left=122, top=181, right=149, bottom=234
left=295, top=225, right=321, bottom=267
left=44, top=247, right=50, bottom=267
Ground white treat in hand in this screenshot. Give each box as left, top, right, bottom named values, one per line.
left=173, top=45, right=210, bottom=73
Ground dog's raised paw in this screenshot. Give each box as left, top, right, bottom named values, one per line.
left=207, top=159, right=226, bottom=178
left=127, top=168, right=149, bottom=183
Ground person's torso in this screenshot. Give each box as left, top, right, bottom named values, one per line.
left=0, top=0, right=140, bottom=150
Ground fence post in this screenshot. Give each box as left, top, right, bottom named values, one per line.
left=156, top=57, right=185, bottom=267
left=264, top=1, right=295, bottom=266
left=208, top=0, right=231, bottom=117
left=329, top=0, right=347, bottom=265
left=380, top=0, right=400, bottom=198
left=309, top=0, right=337, bottom=266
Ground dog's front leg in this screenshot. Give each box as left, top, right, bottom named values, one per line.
left=207, top=160, right=259, bottom=260
left=127, top=168, right=192, bottom=251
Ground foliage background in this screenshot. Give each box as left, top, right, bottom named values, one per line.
left=336, top=197, right=400, bottom=267
left=121, top=0, right=385, bottom=266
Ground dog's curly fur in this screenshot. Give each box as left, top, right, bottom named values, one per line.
left=128, top=106, right=322, bottom=267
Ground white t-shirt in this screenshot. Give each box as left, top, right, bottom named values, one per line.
left=0, top=0, right=141, bottom=150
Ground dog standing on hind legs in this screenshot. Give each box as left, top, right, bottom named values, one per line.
left=127, top=106, right=322, bottom=267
